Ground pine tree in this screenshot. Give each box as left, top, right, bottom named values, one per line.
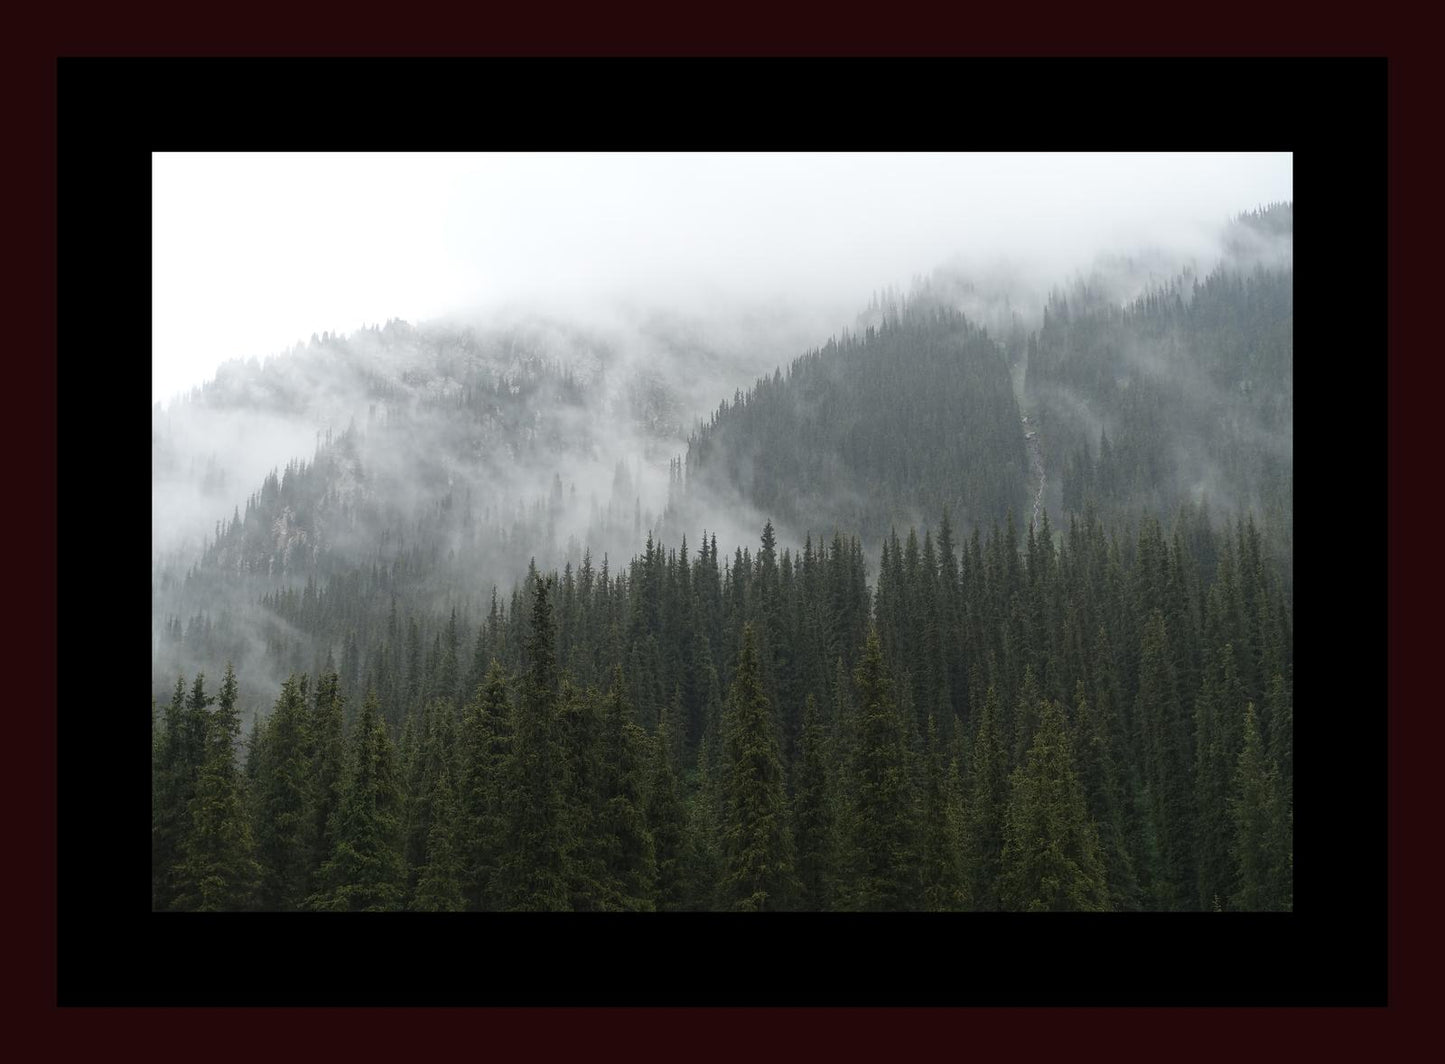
left=999, top=700, right=1110, bottom=911
left=646, top=717, right=691, bottom=911
left=919, top=715, right=966, bottom=910
left=964, top=684, right=1009, bottom=909
left=306, top=668, right=347, bottom=894
left=309, top=690, right=407, bottom=911
left=598, top=669, right=657, bottom=910
left=792, top=694, right=836, bottom=910
left=720, top=624, right=797, bottom=911
left=497, top=576, right=571, bottom=910
left=1228, top=704, right=1291, bottom=911
left=457, top=660, right=511, bottom=910
left=844, top=628, right=919, bottom=910
left=152, top=674, right=192, bottom=910
left=412, top=763, right=466, bottom=911
left=251, top=674, right=314, bottom=910
left=171, top=663, right=261, bottom=910
left=1134, top=610, right=1193, bottom=908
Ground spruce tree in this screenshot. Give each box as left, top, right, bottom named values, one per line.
left=646, top=717, right=691, bottom=911
left=306, top=668, right=346, bottom=895
left=251, top=674, right=314, bottom=910
left=999, top=700, right=1110, bottom=911
left=497, top=576, right=571, bottom=911
left=1134, top=610, right=1193, bottom=908
left=458, top=661, right=511, bottom=910
left=152, top=674, right=191, bottom=910
left=964, top=684, right=1008, bottom=910
left=171, top=663, right=261, bottom=910
left=598, top=669, right=657, bottom=910
left=310, top=690, right=407, bottom=911
left=412, top=763, right=466, bottom=911
left=791, top=694, right=836, bottom=910
left=1228, top=704, right=1291, bottom=911
left=844, top=627, right=919, bottom=911
left=720, top=624, right=797, bottom=911
left=919, top=715, right=966, bottom=910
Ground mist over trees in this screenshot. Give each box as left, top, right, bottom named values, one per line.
left=152, top=202, right=1293, bottom=911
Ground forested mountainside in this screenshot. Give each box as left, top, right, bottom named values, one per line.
left=152, top=204, right=1293, bottom=912
left=154, top=507, right=1292, bottom=912
left=664, top=305, right=1029, bottom=548
left=153, top=309, right=807, bottom=710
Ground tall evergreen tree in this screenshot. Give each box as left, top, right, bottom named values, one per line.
left=306, top=668, right=347, bottom=894
left=964, top=684, right=1009, bottom=910
left=919, top=715, right=966, bottom=910
left=844, top=628, right=919, bottom=910
left=1000, top=700, right=1110, bottom=911
left=720, top=624, right=797, bottom=911
left=310, top=689, right=407, bottom=911
left=598, top=669, right=657, bottom=910
left=1228, top=704, right=1292, bottom=911
left=457, top=661, right=511, bottom=910
left=497, top=576, right=572, bottom=910
left=792, top=694, right=836, bottom=910
left=171, top=664, right=261, bottom=910
left=412, top=763, right=466, bottom=911
left=251, top=674, right=314, bottom=911
left=646, top=718, right=691, bottom=911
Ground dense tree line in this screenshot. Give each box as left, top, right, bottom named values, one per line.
left=154, top=505, right=1292, bottom=911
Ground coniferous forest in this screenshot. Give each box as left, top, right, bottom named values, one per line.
left=152, top=203, right=1293, bottom=913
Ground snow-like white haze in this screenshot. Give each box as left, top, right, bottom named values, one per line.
left=152, top=152, right=1292, bottom=407
left=152, top=151, right=1292, bottom=711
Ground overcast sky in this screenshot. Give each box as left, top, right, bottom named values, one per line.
left=152, top=152, right=1292, bottom=406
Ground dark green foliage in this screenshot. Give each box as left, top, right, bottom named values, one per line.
left=496, top=577, right=572, bottom=911
left=963, top=684, right=1009, bottom=910
left=646, top=719, right=691, bottom=911
left=720, top=625, right=797, bottom=911
left=306, top=669, right=346, bottom=894
left=250, top=674, right=314, bottom=910
left=1229, top=704, right=1292, bottom=911
left=1000, top=700, right=1110, bottom=911
left=457, top=661, right=511, bottom=910
left=170, top=664, right=261, bottom=910
left=310, top=690, right=407, bottom=911
left=843, top=628, right=919, bottom=910
left=919, top=715, right=966, bottom=910
left=791, top=694, right=836, bottom=909
left=1134, top=610, right=1193, bottom=909
left=597, top=670, right=657, bottom=910
left=412, top=763, right=466, bottom=911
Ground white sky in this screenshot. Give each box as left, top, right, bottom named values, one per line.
left=152, top=152, right=1293, bottom=406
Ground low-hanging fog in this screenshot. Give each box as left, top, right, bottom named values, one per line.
left=152, top=152, right=1292, bottom=713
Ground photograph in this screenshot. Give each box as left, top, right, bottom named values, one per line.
left=150, top=150, right=1296, bottom=916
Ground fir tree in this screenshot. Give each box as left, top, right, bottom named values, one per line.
left=171, top=664, right=261, bottom=910
left=598, top=669, right=657, bottom=910
left=919, top=715, right=966, bottom=910
left=412, top=763, right=466, bottom=911
left=310, top=690, right=407, bottom=911
left=1228, top=704, right=1291, bottom=911
left=720, top=624, right=797, bottom=911
left=251, top=674, right=314, bottom=911
left=1000, top=700, right=1110, bottom=911
left=497, top=576, right=571, bottom=911
left=458, top=661, right=511, bottom=910
left=792, top=694, right=836, bottom=910
left=844, top=628, right=919, bottom=911
left=647, top=717, right=691, bottom=911
left=964, top=684, right=1009, bottom=910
